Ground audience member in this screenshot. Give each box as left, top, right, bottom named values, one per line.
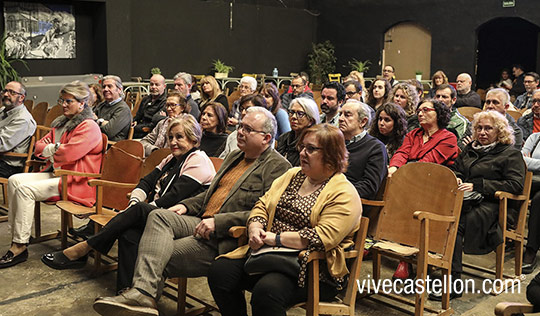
left=94, top=75, right=132, bottom=141
left=0, top=81, right=103, bottom=269
left=89, top=83, right=104, bottom=107
left=276, top=97, right=320, bottom=166
left=454, top=73, right=482, bottom=109
left=514, top=72, right=540, bottom=110
left=483, top=88, right=523, bottom=149
left=426, top=70, right=448, bottom=98
left=258, top=82, right=290, bottom=137
left=434, top=84, right=470, bottom=142
left=383, top=65, right=398, bottom=86
left=42, top=115, right=216, bottom=292
left=510, top=64, right=526, bottom=98
left=228, top=76, right=257, bottom=128
left=320, top=81, right=345, bottom=126
left=518, top=89, right=540, bottom=142
left=366, top=78, right=391, bottom=111
left=140, top=91, right=189, bottom=156
left=339, top=99, right=388, bottom=199
left=344, top=80, right=363, bottom=102
left=391, top=82, right=420, bottom=132
left=199, top=75, right=229, bottom=110
left=369, top=103, right=408, bottom=158
left=208, top=124, right=361, bottom=316
left=199, top=102, right=228, bottom=157
left=133, top=74, right=167, bottom=138
left=348, top=71, right=367, bottom=100
left=496, top=68, right=513, bottom=92
left=406, top=79, right=424, bottom=101
left=285, top=71, right=313, bottom=95
left=173, top=72, right=200, bottom=118
left=430, top=111, right=525, bottom=301
left=0, top=81, right=37, bottom=177
left=92, top=107, right=291, bottom=316
left=281, top=75, right=314, bottom=110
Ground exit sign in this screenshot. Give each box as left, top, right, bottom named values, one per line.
left=503, top=0, right=515, bottom=7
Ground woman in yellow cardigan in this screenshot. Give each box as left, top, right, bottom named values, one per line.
left=207, top=124, right=362, bottom=316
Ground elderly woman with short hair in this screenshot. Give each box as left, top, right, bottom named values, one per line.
left=208, top=123, right=361, bottom=316
left=0, top=81, right=104, bottom=269
left=430, top=110, right=525, bottom=300
left=228, top=76, right=258, bottom=128
left=276, top=97, right=320, bottom=166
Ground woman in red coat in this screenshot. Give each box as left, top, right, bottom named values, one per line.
left=0, top=80, right=103, bottom=269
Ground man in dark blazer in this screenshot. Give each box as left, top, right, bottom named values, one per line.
left=93, top=107, right=291, bottom=316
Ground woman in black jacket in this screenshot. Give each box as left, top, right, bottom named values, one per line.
left=42, top=114, right=217, bottom=292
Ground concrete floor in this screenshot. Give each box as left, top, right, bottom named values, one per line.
left=0, top=202, right=536, bottom=316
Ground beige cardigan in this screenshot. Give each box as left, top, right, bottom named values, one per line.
left=222, top=167, right=362, bottom=278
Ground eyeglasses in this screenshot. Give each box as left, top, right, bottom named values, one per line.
left=58, top=98, right=77, bottom=105
left=166, top=102, right=180, bottom=108
left=238, top=85, right=252, bottom=91
left=297, top=143, right=322, bottom=155
left=291, top=84, right=303, bottom=89
left=288, top=109, right=307, bottom=119
left=1, top=89, right=23, bottom=96
left=416, top=107, right=436, bottom=115
left=484, top=99, right=501, bottom=105
left=345, top=91, right=358, bottom=97
left=532, top=99, right=540, bottom=105
left=524, top=80, right=537, bottom=84
left=238, top=123, right=266, bottom=135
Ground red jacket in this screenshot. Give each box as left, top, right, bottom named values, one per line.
left=389, top=128, right=458, bottom=168
left=35, top=112, right=103, bottom=207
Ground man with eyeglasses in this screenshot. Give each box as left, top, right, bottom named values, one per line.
left=518, top=89, right=540, bottom=142
left=434, top=84, right=470, bottom=142
left=280, top=75, right=314, bottom=110
left=93, top=75, right=132, bottom=141
left=382, top=65, right=398, bottom=87
left=93, top=106, right=290, bottom=316
left=514, top=72, right=539, bottom=110
left=132, top=74, right=167, bottom=138
left=320, top=81, right=345, bottom=127
left=338, top=99, right=387, bottom=200
left=0, top=81, right=36, bottom=177
left=454, top=73, right=482, bottom=109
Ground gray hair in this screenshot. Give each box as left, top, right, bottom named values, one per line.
left=486, top=88, right=510, bottom=106
left=173, top=72, right=192, bottom=85
left=103, top=75, right=123, bottom=90
left=344, top=99, right=371, bottom=128
left=457, top=73, right=472, bottom=82
left=290, top=97, right=320, bottom=125
left=241, top=76, right=257, bottom=91
left=245, top=106, right=277, bottom=140
left=167, top=114, right=202, bottom=147
left=60, top=80, right=91, bottom=106
left=12, top=81, right=26, bottom=97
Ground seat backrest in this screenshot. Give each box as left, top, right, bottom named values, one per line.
left=457, top=106, right=481, bottom=122
left=515, top=170, right=533, bottom=235
left=24, top=99, right=34, bottom=112
left=507, top=110, right=522, bottom=121
left=227, top=90, right=242, bottom=110
left=209, top=157, right=224, bottom=172
left=31, top=102, right=48, bottom=125
left=44, top=104, right=64, bottom=127
left=141, top=148, right=171, bottom=178
left=375, top=162, right=463, bottom=258
left=101, top=140, right=144, bottom=210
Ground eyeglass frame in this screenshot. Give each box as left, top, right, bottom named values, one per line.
left=416, top=107, right=436, bottom=115
left=297, top=143, right=322, bottom=155
left=288, top=109, right=307, bottom=119
left=58, top=98, right=78, bottom=105
left=237, top=123, right=267, bottom=135
left=1, top=88, right=23, bottom=97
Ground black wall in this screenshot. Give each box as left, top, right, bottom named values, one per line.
left=314, top=0, right=540, bottom=88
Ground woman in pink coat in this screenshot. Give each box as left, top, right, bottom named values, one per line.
left=0, top=80, right=103, bottom=269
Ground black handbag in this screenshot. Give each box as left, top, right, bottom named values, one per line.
left=244, top=245, right=300, bottom=278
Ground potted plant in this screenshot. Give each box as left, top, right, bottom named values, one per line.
left=150, top=67, right=161, bottom=75
left=415, top=71, right=423, bottom=81
left=307, top=40, right=336, bottom=85
left=212, top=59, right=234, bottom=78
left=348, top=59, right=371, bottom=76
left=0, top=33, right=27, bottom=89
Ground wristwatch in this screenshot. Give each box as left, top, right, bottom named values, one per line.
left=275, top=233, right=282, bottom=247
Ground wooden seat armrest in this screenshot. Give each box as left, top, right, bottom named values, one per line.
left=53, top=170, right=102, bottom=178
left=413, top=211, right=456, bottom=223
left=229, top=226, right=247, bottom=238
left=302, top=250, right=325, bottom=262
left=108, top=140, right=117, bottom=146
left=0, top=152, right=27, bottom=158
left=0, top=178, right=7, bottom=184
left=26, top=159, right=46, bottom=167
left=88, top=179, right=138, bottom=189
left=494, top=302, right=534, bottom=315
left=361, top=198, right=385, bottom=207
left=494, top=191, right=526, bottom=201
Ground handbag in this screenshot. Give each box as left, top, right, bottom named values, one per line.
left=244, top=245, right=301, bottom=278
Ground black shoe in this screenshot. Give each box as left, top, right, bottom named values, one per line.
left=69, top=222, right=95, bottom=240
left=522, top=256, right=538, bottom=275
left=428, top=290, right=463, bottom=301
left=41, top=251, right=87, bottom=270
left=0, top=249, right=28, bottom=269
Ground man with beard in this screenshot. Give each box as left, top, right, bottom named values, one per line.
left=0, top=81, right=36, bottom=177
left=454, top=73, right=482, bottom=109
left=132, top=74, right=167, bottom=138
left=319, top=81, right=345, bottom=126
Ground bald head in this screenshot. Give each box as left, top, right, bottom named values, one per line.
left=456, top=73, right=472, bottom=94
left=149, top=74, right=166, bottom=98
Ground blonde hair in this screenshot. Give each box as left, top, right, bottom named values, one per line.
left=472, top=111, right=514, bottom=145
left=431, top=70, right=449, bottom=86
left=167, top=114, right=202, bottom=147
left=60, top=80, right=92, bottom=106
left=199, top=75, right=222, bottom=103
left=390, top=83, right=419, bottom=116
